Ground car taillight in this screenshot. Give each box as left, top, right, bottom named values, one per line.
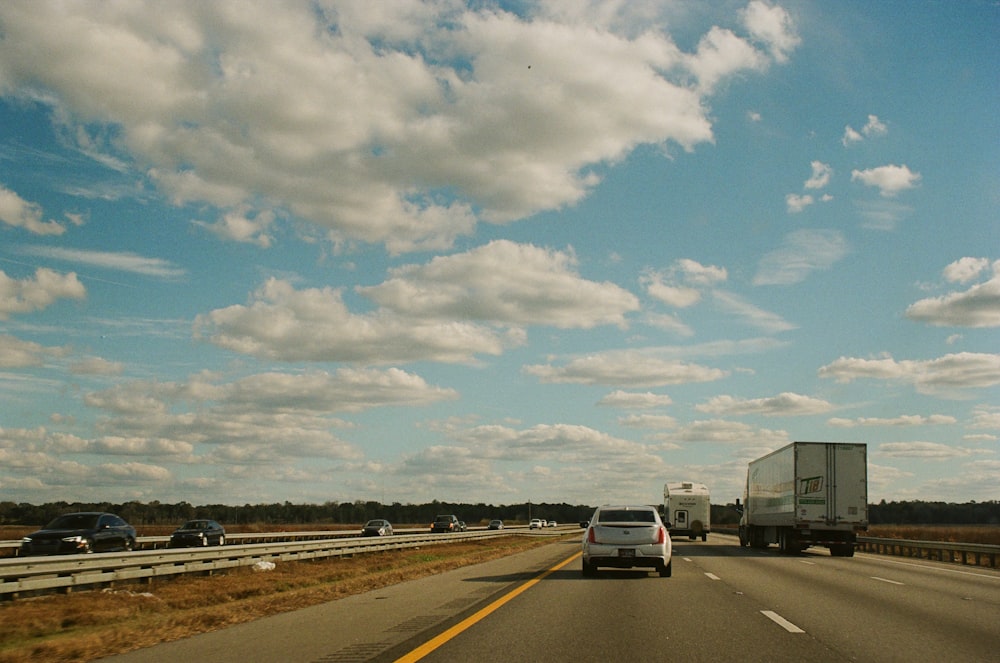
left=587, top=527, right=596, bottom=543
left=657, top=526, right=666, bottom=544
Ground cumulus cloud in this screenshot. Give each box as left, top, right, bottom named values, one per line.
left=197, top=240, right=637, bottom=363
left=0, top=2, right=796, bottom=252
left=906, top=259, right=1000, bottom=328
left=696, top=392, right=833, bottom=416
left=804, top=161, right=832, bottom=189
left=597, top=390, right=673, bottom=409
left=653, top=419, right=789, bottom=446
left=753, top=229, right=849, bottom=286
left=842, top=114, right=887, bottom=146
left=851, top=164, right=921, bottom=197
left=0, top=183, right=66, bottom=235
left=0, top=335, right=71, bottom=367
left=827, top=414, right=957, bottom=427
left=0, top=268, right=86, bottom=319
left=786, top=193, right=814, bottom=213
left=360, top=240, right=639, bottom=329
left=877, top=441, right=976, bottom=460
left=523, top=350, right=728, bottom=387
left=818, top=352, right=1000, bottom=393
left=642, top=259, right=727, bottom=307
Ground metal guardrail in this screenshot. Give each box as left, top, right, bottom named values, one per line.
left=0, top=527, right=569, bottom=599
left=856, top=536, right=999, bottom=568
left=713, top=528, right=998, bottom=568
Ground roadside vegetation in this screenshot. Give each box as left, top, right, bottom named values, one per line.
left=0, top=534, right=559, bottom=663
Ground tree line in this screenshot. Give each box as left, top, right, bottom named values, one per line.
left=1, top=499, right=997, bottom=528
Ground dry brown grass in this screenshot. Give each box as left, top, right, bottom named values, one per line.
left=867, top=524, right=1000, bottom=545
left=0, top=535, right=557, bottom=663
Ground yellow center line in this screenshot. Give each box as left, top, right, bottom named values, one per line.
left=393, top=551, right=582, bottom=662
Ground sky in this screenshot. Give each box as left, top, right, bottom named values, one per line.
left=0, top=1, right=998, bottom=510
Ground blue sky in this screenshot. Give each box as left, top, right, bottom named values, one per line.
left=1, top=1, right=997, bottom=509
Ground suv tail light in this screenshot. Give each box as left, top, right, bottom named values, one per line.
left=657, top=526, right=666, bottom=544
left=587, top=527, right=596, bottom=544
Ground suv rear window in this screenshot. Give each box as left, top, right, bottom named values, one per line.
left=597, top=509, right=656, bottom=523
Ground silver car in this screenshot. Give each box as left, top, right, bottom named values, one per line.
left=581, top=505, right=672, bottom=577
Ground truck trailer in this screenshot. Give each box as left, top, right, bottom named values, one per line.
left=663, top=481, right=711, bottom=541
left=737, top=442, right=867, bottom=556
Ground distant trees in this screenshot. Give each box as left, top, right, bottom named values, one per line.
left=1, top=499, right=995, bottom=528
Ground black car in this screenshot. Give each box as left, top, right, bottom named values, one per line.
left=20, top=512, right=137, bottom=555
left=361, top=519, right=393, bottom=536
left=169, top=520, right=226, bottom=547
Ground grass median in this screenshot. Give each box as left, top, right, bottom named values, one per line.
left=0, top=534, right=563, bottom=663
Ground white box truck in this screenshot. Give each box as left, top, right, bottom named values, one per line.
left=736, top=442, right=867, bottom=556
left=663, top=481, right=711, bottom=541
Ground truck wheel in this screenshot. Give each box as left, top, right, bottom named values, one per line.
left=658, top=561, right=672, bottom=577
left=702, top=533, right=707, bottom=542
left=582, top=559, right=596, bottom=576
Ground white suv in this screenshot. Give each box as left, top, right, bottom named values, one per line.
left=581, top=505, right=672, bottom=577
left=529, top=518, right=544, bottom=529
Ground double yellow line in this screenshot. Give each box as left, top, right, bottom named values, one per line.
left=394, top=551, right=582, bottom=662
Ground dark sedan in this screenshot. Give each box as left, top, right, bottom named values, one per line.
left=20, top=512, right=136, bottom=555
left=361, top=519, right=393, bottom=536
left=169, top=520, right=226, bottom=547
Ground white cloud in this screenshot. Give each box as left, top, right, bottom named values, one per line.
left=753, top=229, right=849, bottom=285
left=827, top=414, right=957, bottom=427
left=786, top=193, right=813, bottom=213
left=906, top=259, right=1000, bottom=328
left=618, top=413, right=678, bottom=429
left=818, top=352, right=1000, bottom=393
left=856, top=199, right=913, bottom=231
left=0, top=335, right=71, bottom=367
left=0, top=268, right=86, bottom=320
left=851, top=164, right=921, bottom=197
left=69, top=357, right=125, bottom=376
left=653, top=419, right=789, bottom=445
left=696, top=392, right=832, bottom=416
left=523, top=350, right=728, bottom=387
left=842, top=125, right=863, bottom=146
left=597, top=390, right=673, bottom=409
left=943, top=257, right=991, bottom=284
left=862, top=114, right=888, bottom=137
left=360, top=240, right=639, bottom=329
left=195, top=277, right=514, bottom=364
left=0, top=183, right=66, bottom=235
left=0, top=2, right=801, bottom=253
left=842, top=114, right=887, bottom=146
left=643, top=259, right=727, bottom=307
left=740, top=0, right=800, bottom=63
left=19, top=246, right=186, bottom=279
left=804, top=161, right=832, bottom=189
left=711, top=290, right=796, bottom=333
left=877, top=441, right=975, bottom=460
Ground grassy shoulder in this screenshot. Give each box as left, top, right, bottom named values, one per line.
left=0, top=535, right=561, bottom=663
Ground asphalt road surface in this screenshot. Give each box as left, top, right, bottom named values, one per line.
left=100, top=534, right=1000, bottom=663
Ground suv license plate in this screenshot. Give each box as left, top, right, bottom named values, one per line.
left=618, top=548, right=635, bottom=558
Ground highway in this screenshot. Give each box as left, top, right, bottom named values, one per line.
left=102, top=533, right=1000, bottom=663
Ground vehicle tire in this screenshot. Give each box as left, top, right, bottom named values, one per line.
left=218, top=534, right=226, bottom=546
left=123, top=537, right=134, bottom=552
left=202, top=537, right=209, bottom=546
left=701, top=533, right=707, bottom=542
left=82, top=538, right=94, bottom=553
left=582, top=559, right=596, bottom=576
left=658, top=561, right=672, bottom=578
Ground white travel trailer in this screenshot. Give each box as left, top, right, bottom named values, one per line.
left=663, top=481, right=711, bottom=541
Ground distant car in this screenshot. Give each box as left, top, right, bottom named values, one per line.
left=169, top=519, right=226, bottom=547
left=529, top=518, right=544, bottom=529
left=361, top=519, right=394, bottom=536
left=488, top=519, right=504, bottom=530
left=431, top=515, right=461, bottom=533
left=457, top=521, right=467, bottom=532
left=582, top=505, right=671, bottom=578
left=548, top=520, right=557, bottom=527
left=21, top=512, right=137, bottom=555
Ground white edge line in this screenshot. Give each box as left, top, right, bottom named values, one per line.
left=871, top=576, right=904, bottom=585
left=705, top=572, right=720, bottom=580
left=761, top=610, right=805, bottom=633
